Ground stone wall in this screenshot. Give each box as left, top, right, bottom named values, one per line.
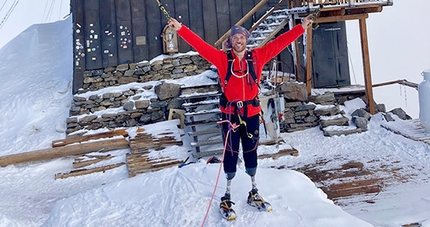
left=77, top=54, right=211, bottom=94
left=67, top=53, right=372, bottom=135
left=67, top=54, right=211, bottom=134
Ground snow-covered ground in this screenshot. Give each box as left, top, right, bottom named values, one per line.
left=1, top=11, right=430, bottom=227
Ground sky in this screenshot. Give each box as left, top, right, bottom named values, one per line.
left=0, top=0, right=70, bottom=49
left=1, top=1, right=430, bottom=227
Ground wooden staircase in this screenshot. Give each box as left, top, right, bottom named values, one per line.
left=247, top=8, right=291, bottom=48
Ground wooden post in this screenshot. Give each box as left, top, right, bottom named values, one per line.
left=292, top=18, right=302, bottom=82
left=359, top=16, right=375, bottom=114
left=305, top=27, right=313, bottom=95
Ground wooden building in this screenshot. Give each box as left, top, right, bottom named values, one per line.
left=71, top=0, right=392, bottom=113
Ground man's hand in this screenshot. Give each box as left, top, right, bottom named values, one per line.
left=167, top=18, right=182, bottom=31
left=301, top=15, right=314, bottom=30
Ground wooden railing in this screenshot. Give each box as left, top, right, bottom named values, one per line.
left=214, top=0, right=289, bottom=49
left=287, top=0, right=393, bottom=8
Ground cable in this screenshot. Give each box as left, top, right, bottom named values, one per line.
left=0, top=0, right=8, bottom=14
left=0, top=0, right=19, bottom=31
left=42, top=0, right=55, bottom=22
left=347, top=41, right=358, bottom=84
left=42, top=0, right=50, bottom=22
left=46, top=0, right=55, bottom=21
left=59, top=0, right=63, bottom=19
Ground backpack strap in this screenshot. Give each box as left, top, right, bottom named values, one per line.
left=223, top=50, right=259, bottom=90
left=222, top=50, right=234, bottom=91
left=245, top=51, right=258, bottom=85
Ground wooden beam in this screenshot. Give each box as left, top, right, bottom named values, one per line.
left=359, top=16, right=375, bottom=114
left=55, top=162, right=125, bottom=179
left=52, top=129, right=128, bottom=147
left=346, top=5, right=383, bottom=15
left=0, top=138, right=129, bottom=167
left=73, top=154, right=114, bottom=168
left=292, top=18, right=302, bottom=82
left=315, top=13, right=368, bottom=24
left=214, top=0, right=268, bottom=48
left=373, top=79, right=418, bottom=89
left=305, top=27, right=313, bottom=95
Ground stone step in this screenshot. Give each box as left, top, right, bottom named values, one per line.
left=188, top=128, right=221, bottom=137
left=193, top=149, right=224, bottom=159
left=182, top=99, right=219, bottom=109
left=179, top=91, right=220, bottom=101
left=184, top=109, right=221, bottom=117
left=190, top=138, right=224, bottom=147
left=184, top=118, right=220, bottom=127
left=322, top=126, right=362, bottom=137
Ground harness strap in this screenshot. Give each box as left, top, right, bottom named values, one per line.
left=223, top=50, right=258, bottom=91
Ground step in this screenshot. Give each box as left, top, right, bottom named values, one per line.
left=190, top=138, right=224, bottom=147
left=184, top=118, right=221, bottom=127
left=182, top=99, right=219, bottom=108
left=188, top=128, right=221, bottom=137
left=184, top=109, right=221, bottom=117
left=193, top=149, right=225, bottom=159
left=179, top=91, right=220, bottom=101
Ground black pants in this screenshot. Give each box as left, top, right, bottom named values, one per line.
left=221, top=112, right=260, bottom=176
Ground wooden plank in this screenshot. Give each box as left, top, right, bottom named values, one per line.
left=215, top=0, right=231, bottom=49
left=99, top=0, right=118, bottom=67
left=175, top=0, right=191, bottom=52
left=71, top=0, right=85, bottom=93
left=84, top=0, right=103, bottom=69
left=215, top=0, right=270, bottom=48
left=126, top=153, right=182, bottom=177
left=71, top=0, right=85, bottom=71
left=131, top=0, right=149, bottom=62
left=202, top=0, right=219, bottom=46
left=229, top=0, right=243, bottom=26
left=188, top=0, right=204, bottom=39
left=315, top=13, right=368, bottom=23
left=55, top=163, right=125, bottom=179
left=241, top=0, right=255, bottom=29
left=305, top=26, right=313, bottom=95
left=73, top=154, right=113, bottom=168
left=52, top=129, right=128, bottom=147
left=145, top=0, right=163, bottom=60
left=0, top=138, right=129, bottom=167
left=115, top=0, right=134, bottom=64
left=359, top=16, right=375, bottom=114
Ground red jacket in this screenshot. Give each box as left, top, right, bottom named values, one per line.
left=177, top=24, right=305, bottom=117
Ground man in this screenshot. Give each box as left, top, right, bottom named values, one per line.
left=168, top=15, right=313, bottom=220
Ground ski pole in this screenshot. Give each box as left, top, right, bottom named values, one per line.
left=155, top=0, right=171, bottom=20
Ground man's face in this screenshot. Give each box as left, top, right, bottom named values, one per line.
left=230, top=33, right=247, bottom=53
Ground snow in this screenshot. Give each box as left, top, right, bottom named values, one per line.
left=0, top=11, right=430, bottom=227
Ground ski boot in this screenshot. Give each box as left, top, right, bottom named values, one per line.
left=247, top=188, right=272, bottom=212
left=219, top=194, right=236, bottom=220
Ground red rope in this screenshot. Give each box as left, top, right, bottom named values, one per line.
left=200, top=120, right=238, bottom=227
